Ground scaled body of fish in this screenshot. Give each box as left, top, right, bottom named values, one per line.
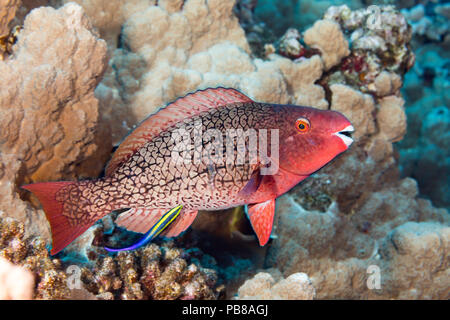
left=23, top=88, right=354, bottom=255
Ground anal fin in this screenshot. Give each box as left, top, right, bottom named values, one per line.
left=162, top=209, right=198, bottom=237
left=115, top=207, right=198, bottom=237
left=106, top=206, right=183, bottom=252
left=115, top=208, right=168, bottom=234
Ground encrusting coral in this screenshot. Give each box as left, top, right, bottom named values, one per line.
left=235, top=270, right=316, bottom=300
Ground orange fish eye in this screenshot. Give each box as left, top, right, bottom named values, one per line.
left=295, top=118, right=310, bottom=133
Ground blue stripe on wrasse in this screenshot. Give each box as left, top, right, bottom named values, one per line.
left=104, top=205, right=183, bottom=252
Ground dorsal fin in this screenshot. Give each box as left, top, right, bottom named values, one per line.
left=105, top=87, right=253, bottom=176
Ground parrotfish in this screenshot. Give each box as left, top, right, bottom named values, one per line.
left=22, top=87, right=354, bottom=255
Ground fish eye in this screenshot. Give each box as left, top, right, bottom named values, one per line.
left=295, top=118, right=310, bottom=133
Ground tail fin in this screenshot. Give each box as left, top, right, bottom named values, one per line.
left=22, top=181, right=96, bottom=255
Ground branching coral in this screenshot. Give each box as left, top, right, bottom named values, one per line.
left=0, top=213, right=71, bottom=299
left=0, top=213, right=221, bottom=300
left=80, top=241, right=221, bottom=300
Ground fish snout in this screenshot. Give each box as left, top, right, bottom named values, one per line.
left=333, top=125, right=354, bottom=148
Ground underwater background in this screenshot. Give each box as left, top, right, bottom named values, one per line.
left=0, top=0, right=448, bottom=299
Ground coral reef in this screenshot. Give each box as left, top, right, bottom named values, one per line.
left=265, top=181, right=449, bottom=299
left=395, top=1, right=449, bottom=209
left=401, top=3, right=450, bottom=43
left=236, top=270, right=316, bottom=300
left=303, top=19, right=349, bottom=70
left=237, top=1, right=447, bottom=299
left=278, top=28, right=304, bottom=59
left=322, top=5, right=415, bottom=94
left=0, top=213, right=71, bottom=299
left=81, top=242, right=221, bottom=300
left=379, top=221, right=449, bottom=299
left=254, top=0, right=364, bottom=37
left=0, top=213, right=221, bottom=300
left=65, top=0, right=336, bottom=144
left=257, top=4, right=414, bottom=97
left=0, top=3, right=111, bottom=242
left=0, top=0, right=448, bottom=300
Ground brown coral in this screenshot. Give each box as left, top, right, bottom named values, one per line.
left=81, top=241, right=221, bottom=300
left=0, top=3, right=111, bottom=242
left=0, top=213, right=71, bottom=299
left=322, top=5, right=415, bottom=95
left=0, top=213, right=221, bottom=300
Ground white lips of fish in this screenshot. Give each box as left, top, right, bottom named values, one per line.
left=333, top=125, right=354, bottom=147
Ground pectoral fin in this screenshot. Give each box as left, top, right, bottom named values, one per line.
left=238, top=168, right=262, bottom=198
left=247, top=199, right=276, bottom=246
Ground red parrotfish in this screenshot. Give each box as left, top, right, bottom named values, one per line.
left=22, top=88, right=354, bottom=255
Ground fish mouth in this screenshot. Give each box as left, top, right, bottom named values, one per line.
left=333, top=125, right=354, bottom=147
